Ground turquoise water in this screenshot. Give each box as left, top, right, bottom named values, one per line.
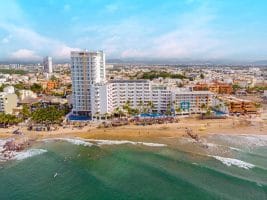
left=0, top=137, right=266, bottom=200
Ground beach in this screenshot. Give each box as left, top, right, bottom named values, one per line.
left=0, top=116, right=266, bottom=147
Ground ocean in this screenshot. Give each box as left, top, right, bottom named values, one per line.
left=0, top=135, right=266, bottom=200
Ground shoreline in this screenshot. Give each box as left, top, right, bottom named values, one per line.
left=0, top=117, right=266, bottom=162
left=0, top=117, right=266, bottom=145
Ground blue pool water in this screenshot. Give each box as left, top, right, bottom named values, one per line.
left=139, top=113, right=165, bottom=118
left=68, top=115, right=91, bottom=121
left=213, top=110, right=227, bottom=116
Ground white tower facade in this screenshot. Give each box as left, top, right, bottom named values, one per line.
left=43, top=56, right=53, bottom=74
left=71, top=50, right=106, bottom=117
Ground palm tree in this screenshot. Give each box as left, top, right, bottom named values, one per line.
left=118, top=109, right=125, bottom=118
left=94, top=112, right=100, bottom=121
left=137, top=98, right=143, bottom=114
left=175, top=107, right=181, bottom=115
left=123, top=100, right=131, bottom=117
left=165, top=102, right=172, bottom=116
left=104, top=113, right=109, bottom=121
left=147, top=101, right=154, bottom=113
left=200, top=103, right=207, bottom=113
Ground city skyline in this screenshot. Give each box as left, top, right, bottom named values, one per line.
left=1, top=0, right=267, bottom=62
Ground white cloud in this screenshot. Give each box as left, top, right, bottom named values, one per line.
left=0, top=1, right=79, bottom=61
left=0, top=23, right=79, bottom=60
left=75, top=2, right=226, bottom=60
left=10, top=49, right=41, bottom=61
left=52, top=44, right=80, bottom=59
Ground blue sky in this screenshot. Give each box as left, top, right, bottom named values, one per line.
left=0, top=0, right=267, bottom=62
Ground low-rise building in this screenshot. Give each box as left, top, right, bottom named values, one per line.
left=0, top=92, right=18, bottom=114
left=19, top=90, right=37, bottom=100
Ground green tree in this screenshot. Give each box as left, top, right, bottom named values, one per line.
left=30, top=83, right=43, bottom=94
left=50, top=75, right=58, bottom=81
left=147, top=101, right=155, bottom=113
left=0, top=113, right=22, bottom=127
left=232, top=84, right=241, bottom=92
left=31, top=106, right=65, bottom=124
left=21, top=105, right=31, bottom=120
left=200, top=103, right=207, bottom=113
left=137, top=99, right=144, bottom=113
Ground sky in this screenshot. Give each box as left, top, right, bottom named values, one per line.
left=0, top=0, right=267, bottom=62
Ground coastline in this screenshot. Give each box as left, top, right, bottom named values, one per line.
left=0, top=117, right=266, bottom=145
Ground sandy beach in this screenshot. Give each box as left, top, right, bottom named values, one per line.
left=0, top=117, right=266, bottom=146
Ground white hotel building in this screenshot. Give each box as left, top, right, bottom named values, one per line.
left=71, top=50, right=214, bottom=118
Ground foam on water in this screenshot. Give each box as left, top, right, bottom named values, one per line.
left=211, top=155, right=255, bottom=170
left=86, top=139, right=167, bottom=147
left=42, top=138, right=94, bottom=147
left=211, top=134, right=267, bottom=148
left=0, top=139, right=7, bottom=152
left=12, top=149, right=47, bottom=161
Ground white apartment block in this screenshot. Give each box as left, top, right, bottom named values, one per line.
left=109, top=80, right=151, bottom=109
left=89, top=80, right=213, bottom=115
left=43, top=56, right=53, bottom=74
left=151, top=85, right=172, bottom=113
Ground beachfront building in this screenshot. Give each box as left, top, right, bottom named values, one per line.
left=109, top=80, right=151, bottom=109
left=0, top=92, right=18, bottom=114
left=172, top=90, right=214, bottom=114
left=70, top=50, right=215, bottom=118
left=70, top=50, right=106, bottom=117
left=151, top=85, right=172, bottom=113
left=43, top=56, right=53, bottom=74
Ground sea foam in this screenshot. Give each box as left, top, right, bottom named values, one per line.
left=12, top=149, right=47, bottom=161
left=42, top=138, right=94, bottom=147
left=211, top=155, right=255, bottom=169
left=211, top=134, right=267, bottom=148
left=86, top=139, right=167, bottom=147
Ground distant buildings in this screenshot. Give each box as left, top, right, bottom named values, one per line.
left=193, top=82, right=232, bottom=94
left=43, top=56, right=53, bottom=74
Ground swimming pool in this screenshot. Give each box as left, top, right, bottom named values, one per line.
left=68, top=115, right=91, bottom=121
left=213, top=110, right=227, bottom=116
left=138, top=113, right=166, bottom=118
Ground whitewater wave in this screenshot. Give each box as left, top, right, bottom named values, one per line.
left=12, top=149, right=47, bottom=161
left=42, top=138, right=94, bottom=147
left=211, top=155, right=255, bottom=170
left=210, top=134, right=267, bottom=148
left=86, top=139, right=167, bottom=147
left=41, top=138, right=166, bottom=147
left=179, top=137, right=242, bottom=152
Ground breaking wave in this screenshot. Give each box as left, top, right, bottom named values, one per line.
left=86, top=139, right=167, bottom=147
left=42, top=138, right=94, bottom=147
left=41, top=138, right=166, bottom=147
left=12, top=149, right=47, bottom=161
left=211, top=155, right=255, bottom=170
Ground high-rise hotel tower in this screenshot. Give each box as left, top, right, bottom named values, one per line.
left=43, top=56, right=53, bottom=74
left=70, top=50, right=106, bottom=117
